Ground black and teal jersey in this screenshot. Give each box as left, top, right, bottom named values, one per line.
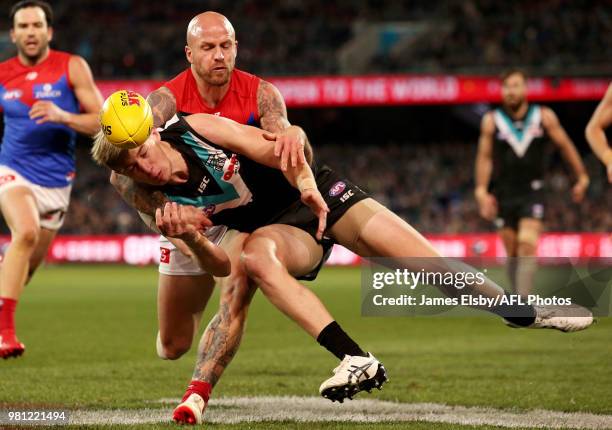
left=491, top=104, right=551, bottom=198
left=156, top=115, right=300, bottom=233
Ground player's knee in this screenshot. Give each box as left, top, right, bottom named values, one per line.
left=12, top=225, right=40, bottom=249
left=516, top=232, right=538, bottom=256
left=241, top=240, right=283, bottom=286
left=157, top=334, right=191, bottom=360
left=517, top=241, right=537, bottom=257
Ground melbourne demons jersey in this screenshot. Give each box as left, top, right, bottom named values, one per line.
left=0, top=50, right=79, bottom=187
left=164, top=68, right=260, bottom=125
left=158, top=115, right=300, bottom=233
left=491, top=104, right=550, bottom=197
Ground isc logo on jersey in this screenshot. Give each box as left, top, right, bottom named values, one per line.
left=100, top=90, right=153, bottom=149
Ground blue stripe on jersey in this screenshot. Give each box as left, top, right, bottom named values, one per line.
left=246, top=112, right=256, bottom=125
left=0, top=75, right=79, bottom=187
left=496, top=105, right=534, bottom=142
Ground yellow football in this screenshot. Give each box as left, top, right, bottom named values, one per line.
left=99, top=90, right=153, bottom=149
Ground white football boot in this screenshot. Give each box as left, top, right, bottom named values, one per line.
left=505, top=304, right=593, bottom=332
left=172, top=393, right=205, bottom=425
left=319, top=353, right=388, bottom=402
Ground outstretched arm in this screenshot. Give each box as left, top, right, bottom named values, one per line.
left=585, top=83, right=612, bottom=182
left=186, top=113, right=328, bottom=238
left=257, top=80, right=313, bottom=168
left=542, top=107, right=589, bottom=202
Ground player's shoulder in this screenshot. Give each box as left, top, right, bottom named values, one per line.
left=0, top=56, right=19, bottom=82
left=482, top=110, right=497, bottom=125
left=535, top=104, right=556, bottom=123
left=164, top=68, right=191, bottom=89
left=47, top=49, right=75, bottom=66
left=231, top=68, right=262, bottom=95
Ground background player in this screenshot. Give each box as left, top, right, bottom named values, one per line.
left=585, top=83, right=612, bottom=183
left=474, top=69, right=589, bottom=297
left=0, top=0, right=102, bottom=358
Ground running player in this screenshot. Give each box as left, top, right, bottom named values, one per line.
left=0, top=0, right=103, bottom=358
left=585, top=83, right=612, bottom=183
left=474, top=69, right=589, bottom=297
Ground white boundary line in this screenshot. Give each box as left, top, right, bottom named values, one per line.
left=66, top=396, right=612, bottom=429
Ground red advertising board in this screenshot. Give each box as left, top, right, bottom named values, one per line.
left=97, top=76, right=609, bottom=107
left=0, top=233, right=607, bottom=266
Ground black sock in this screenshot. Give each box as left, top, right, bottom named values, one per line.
left=492, top=294, right=536, bottom=327
left=316, top=321, right=367, bottom=360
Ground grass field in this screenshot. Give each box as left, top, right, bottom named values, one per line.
left=0, top=265, right=610, bottom=429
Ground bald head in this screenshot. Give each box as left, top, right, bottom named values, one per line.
left=187, top=11, right=235, bottom=46
left=184, top=11, right=238, bottom=87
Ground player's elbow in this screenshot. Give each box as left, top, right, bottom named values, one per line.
left=584, top=121, right=599, bottom=144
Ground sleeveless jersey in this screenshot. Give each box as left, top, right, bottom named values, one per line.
left=491, top=104, right=550, bottom=197
left=0, top=50, right=79, bottom=187
left=162, top=68, right=299, bottom=231
left=158, top=116, right=300, bottom=233
left=164, top=68, right=260, bottom=125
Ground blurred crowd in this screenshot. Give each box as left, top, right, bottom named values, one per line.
left=56, top=141, right=610, bottom=235
left=1, top=0, right=609, bottom=77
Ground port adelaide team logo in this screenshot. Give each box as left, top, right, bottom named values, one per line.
left=329, top=181, right=346, bottom=197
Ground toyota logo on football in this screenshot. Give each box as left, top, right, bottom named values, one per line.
left=329, top=181, right=346, bottom=197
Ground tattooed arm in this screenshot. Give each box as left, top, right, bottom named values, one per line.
left=147, top=86, right=178, bottom=128
left=109, top=171, right=168, bottom=216
left=257, top=80, right=313, bottom=169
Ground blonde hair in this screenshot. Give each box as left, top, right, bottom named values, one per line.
left=91, top=130, right=125, bottom=168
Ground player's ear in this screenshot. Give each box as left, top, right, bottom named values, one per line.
left=9, top=28, right=15, bottom=43
left=185, top=45, right=193, bottom=64
left=47, top=26, right=53, bottom=42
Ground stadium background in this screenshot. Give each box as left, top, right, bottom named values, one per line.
left=0, top=1, right=610, bottom=429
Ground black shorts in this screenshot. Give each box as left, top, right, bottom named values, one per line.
left=495, top=191, right=545, bottom=230
left=266, top=165, right=370, bottom=280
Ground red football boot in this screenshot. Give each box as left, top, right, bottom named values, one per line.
left=0, top=331, right=25, bottom=359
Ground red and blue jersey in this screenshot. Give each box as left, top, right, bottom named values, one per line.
left=0, top=50, right=79, bottom=187
left=164, top=67, right=260, bottom=126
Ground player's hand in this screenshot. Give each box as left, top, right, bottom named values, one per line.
left=476, top=191, right=498, bottom=221
left=300, top=188, right=329, bottom=240
left=571, top=175, right=589, bottom=203
left=29, top=101, right=70, bottom=125
left=155, top=202, right=212, bottom=241
left=263, top=125, right=307, bottom=171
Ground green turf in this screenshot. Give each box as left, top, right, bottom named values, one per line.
left=4, top=424, right=540, bottom=430
left=0, top=265, right=610, bottom=429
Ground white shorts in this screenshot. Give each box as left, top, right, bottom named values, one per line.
left=0, top=165, right=71, bottom=230
left=158, top=225, right=228, bottom=276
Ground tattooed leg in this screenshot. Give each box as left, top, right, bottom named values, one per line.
left=190, top=231, right=256, bottom=385
left=192, top=279, right=256, bottom=385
